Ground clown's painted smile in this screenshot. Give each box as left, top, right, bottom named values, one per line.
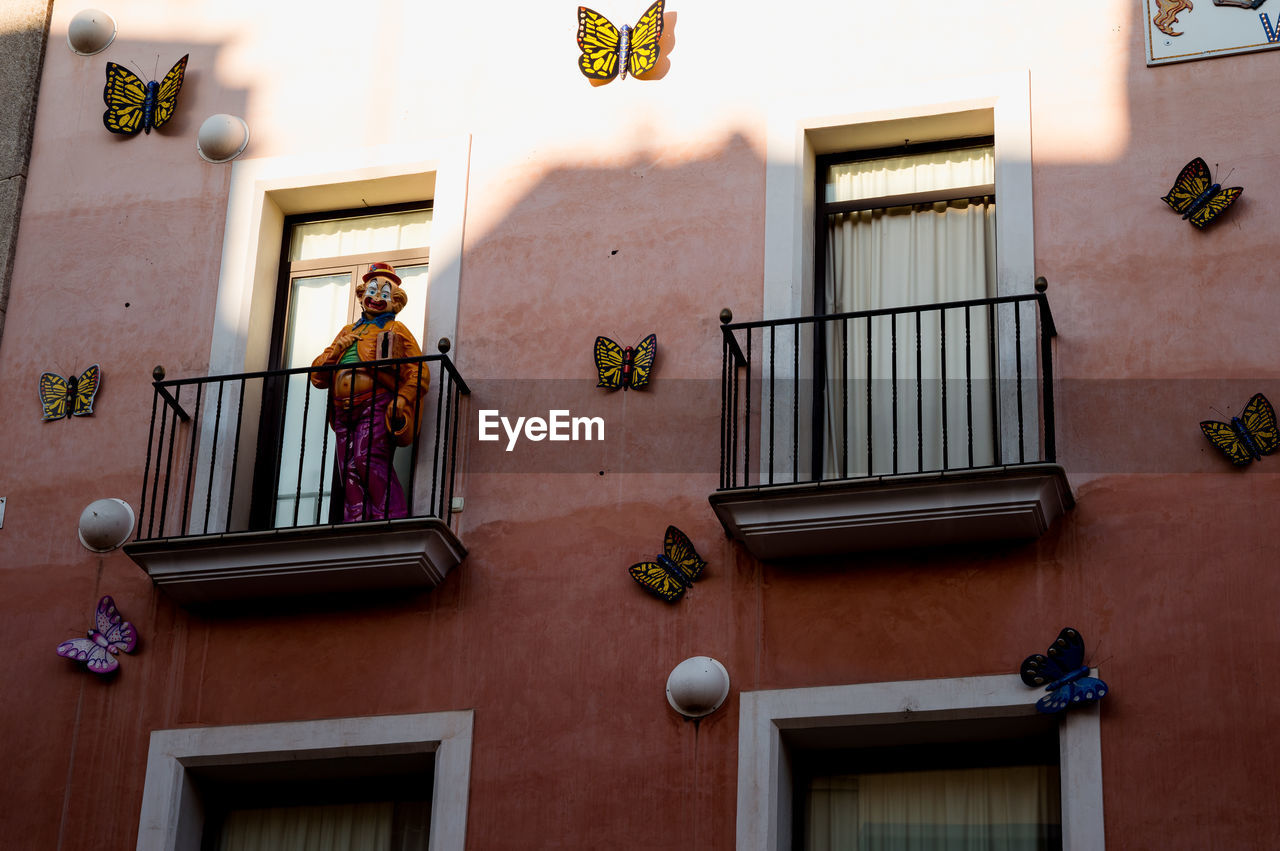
left=362, top=279, right=394, bottom=317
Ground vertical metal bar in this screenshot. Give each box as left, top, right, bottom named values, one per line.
left=768, top=325, right=776, bottom=486
left=407, top=361, right=423, bottom=515
left=1040, top=298, right=1057, bottom=462
left=385, top=365, right=400, bottom=519
left=446, top=377, right=462, bottom=525
left=143, top=389, right=162, bottom=539
left=791, top=323, right=799, bottom=483
left=225, top=380, right=247, bottom=533
left=865, top=314, right=872, bottom=475
left=916, top=310, right=923, bottom=472
left=891, top=313, right=898, bottom=475
left=203, top=380, right=225, bottom=535
left=140, top=387, right=159, bottom=540
left=157, top=390, right=181, bottom=538
left=744, top=331, right=752, bottom=487
left=731, top=338, right=740, bottom=488
left=940, top=307, right=948, bottom=471
left=841, top=317, right=848, bottom=480
left=430, top=363, right=445, bottom=517
left=293, top=373, right=311, bottom=528
left=315, top=372, right=331, bottom=526
left=720, top=335, right=729, bottom=489
left=180, top=382, right=204, bottom=534
left=988, top=302, right=997, bottom=464
left=441, top=369, right=456, bottom=519
left=1015, top=301, right=1025, bottom=464
left=965, top=305, right=974, bottom=468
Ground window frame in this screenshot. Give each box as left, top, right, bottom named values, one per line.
left=736, top=675, right=1104, bottom=851
left=136, top=711, right=474, bottom=851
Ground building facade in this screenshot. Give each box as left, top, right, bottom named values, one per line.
left=2, top=0, right=1278, bottom=848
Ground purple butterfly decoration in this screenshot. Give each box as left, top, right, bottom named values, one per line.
left=56, top=595, right=137, bottom=674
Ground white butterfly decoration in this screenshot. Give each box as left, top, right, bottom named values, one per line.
left=56, top=596, right=137, bottom=674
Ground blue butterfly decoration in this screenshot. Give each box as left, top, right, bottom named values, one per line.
left=1020, top=627, right=1108, bottom=714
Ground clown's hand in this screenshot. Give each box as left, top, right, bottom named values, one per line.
left=387, top=397, right=414, bottom=443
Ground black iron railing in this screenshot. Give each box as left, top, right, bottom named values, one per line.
left=137, top=352, right=469, bottom=541
left=719, top=287, right=1056, bottom=490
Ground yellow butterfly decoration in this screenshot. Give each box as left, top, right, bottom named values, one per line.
left=103, top=54, right=188, bottom=135
left=629, top=525, right=706, bottom=603
left=594, top=334, right=656, bottom=390
left=1200, top=393, right=1279, bottom=466
left=1161, top=157, right=1242, bottom=230
left=40, top=364, right=101, bottom=421
left=576, top=0, right=665, bottom=83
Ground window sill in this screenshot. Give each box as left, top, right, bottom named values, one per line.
left=709, top=463, right=1072, bottom=559
left=123, top=517, right=465, bottom=606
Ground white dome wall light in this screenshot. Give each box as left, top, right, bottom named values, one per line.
left=78, top=499, right=135, bottom=552
left=666, top=656, right=730, bottom=719
left=197, top=114, right=250, bottom=163
left=67, top=9, right=117, bottom=56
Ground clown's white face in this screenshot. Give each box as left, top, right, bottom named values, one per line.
left=360, top=277, right=395, bottom=318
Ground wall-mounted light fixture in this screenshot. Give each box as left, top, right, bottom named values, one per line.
left=78, top=498, right=135, bottom=552
left=666, top=656, right=730, bottom=719
left=67, top=9, right=117, bottom=56
left=197, top=114, right=250, bottom=163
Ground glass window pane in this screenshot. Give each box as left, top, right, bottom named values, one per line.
left=289, top=209, right=433, bottom=262
left=826, top=146, right=994, bottom=204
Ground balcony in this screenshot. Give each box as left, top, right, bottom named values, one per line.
left=123, top=351, right=469, bottom=605
left=710, top=286, right=1072, bottom=559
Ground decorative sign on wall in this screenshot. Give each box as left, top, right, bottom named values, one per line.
left=629, top=525, right=706, bottom=602
left=1143, top=0, right=1279, bottom=64
left=1200, top=392, right=1279, bottom=465
left=39, top=364, right=101, bottom=421
left=594, top=334, right=656, bottom=390
left=103, top=54, right=188, bottom=135
left=576, top=0, right=664, bottom=83
left=1161, top=157, right=1242, bottom=229
left=1020, top=627, right=1109, bottom=714
left=56, top=596, right=138, bottom=675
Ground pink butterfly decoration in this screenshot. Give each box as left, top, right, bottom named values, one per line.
left=56, top=595, right=137, bottom=674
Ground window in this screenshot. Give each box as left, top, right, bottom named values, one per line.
left=736, top=676, right=1104, bottom=851
left=816, top=139, right=997, bottom=479
left=255, top=204, right=433, bottom=529
left=137, top=711, right=473, bottom=851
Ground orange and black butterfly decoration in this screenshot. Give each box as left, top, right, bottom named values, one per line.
left=1200, top=393, right=1279, bottom=466
left=576, top=0, right=664, bottom=83
left=595, top=334, right=656, bottom=390
left=103, top=54, right=188, bottom=135
left=1161, top=157, right=1241, bottom=229
left=629, top=525, right=706, bottom=602
left=40, top=364, right=101, bottom=421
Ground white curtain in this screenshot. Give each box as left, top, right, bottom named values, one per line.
left=289, top=210, right=432, bottom=262
left=823, top=147, right=997, bottom=478
left=806, top=765, right=1061, bottom=851
left=218, top=802, right=394, bottom=851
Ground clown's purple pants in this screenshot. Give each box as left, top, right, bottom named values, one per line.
left=331, top=390, right=408, bottom=522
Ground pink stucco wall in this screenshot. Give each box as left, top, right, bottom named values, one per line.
left=2, top=0, right=1279, bottom=847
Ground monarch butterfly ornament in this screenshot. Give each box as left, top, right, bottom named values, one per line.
left=39, top=364, right=101, bottom=421
left=1200, top=393, right=1279, bottom=466
left=595, top=334, right=656, bottom=390
left=1161, top=157, right=1242, bottom=229
left=103, top=54, right=188, bottom=135
left=576, top=0, right=664, bottom=83
left=629, top=525, right=706, bottom=602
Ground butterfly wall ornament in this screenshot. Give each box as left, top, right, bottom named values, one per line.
left=629, top=525, right=706, bottom=602
left=595, top=334, right=656, bottom=390
left=40, top=364, right=101, bottom=421
left=1161, top=157, right=1242, bottom=229
left=1200, top=393, right=1279, bottom=466
left=576, top=0, right=665, bottom=83
left=1020, top=627, right=1108, bottom=714
left=103, top=54, right=188, bottom=135
left=56, top=596, right=138, bottom=675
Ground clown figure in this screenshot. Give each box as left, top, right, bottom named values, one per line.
left=311, top=262, right=428, bottom=521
